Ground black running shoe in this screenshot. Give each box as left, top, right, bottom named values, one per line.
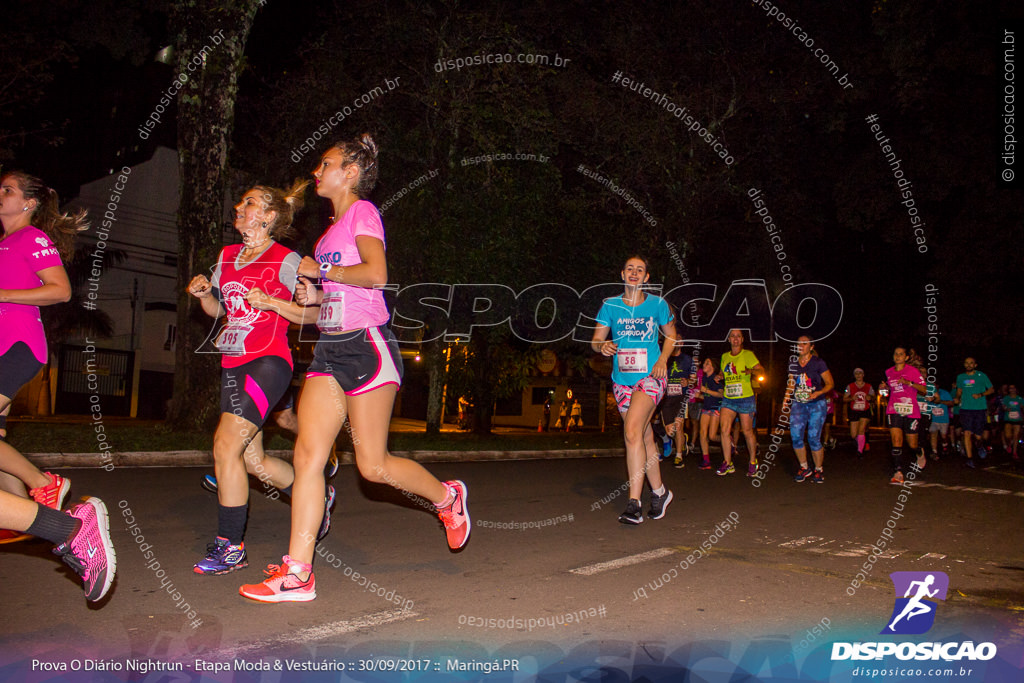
left=618, top=498, right=644, bottom=525
left=648, top=490, right=673, bottom=520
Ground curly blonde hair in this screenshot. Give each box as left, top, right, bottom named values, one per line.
left=250, top=179, right=310, bottom=241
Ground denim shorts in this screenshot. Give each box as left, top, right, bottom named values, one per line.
left=721, top=395, right=756, bottom=415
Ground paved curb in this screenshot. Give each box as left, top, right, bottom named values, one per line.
left=25, top=448, right=624, bottom=468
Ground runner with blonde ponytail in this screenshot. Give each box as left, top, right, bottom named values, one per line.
left=188, top=179, right=336, bottom=577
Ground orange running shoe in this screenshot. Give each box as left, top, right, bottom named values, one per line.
left=238, top=556, right=316, bottom=603
left=437, top=480, right=470, bottom=550
left=0, top=529, right=32, bottom=544
left=29, top=472, right=70, bottom=510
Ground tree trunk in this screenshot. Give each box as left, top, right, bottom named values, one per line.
left=166, top=0, right=263, bottom=430
left=425, top=338, right=445, bottom=434
left=470, top=335, right=494, bottom=435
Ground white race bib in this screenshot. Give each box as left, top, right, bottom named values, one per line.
left=216, top=323, right=252, bottom=356
left=853, top=398, right=867, bottom=411
left=667, top=383, right=683, bottom=396
left=317, top=291, right=346, bottom=333
left=725, top=382, right=744, bottom=398
left=894, top=399, right=913, bottom=416
left=932, top=406, right=945, bottom=417
left=1010, top=410, right=1021, bottom=421
left=795, top=386, right=812, bottom=403
left=616, top=348, right=648, bottom=375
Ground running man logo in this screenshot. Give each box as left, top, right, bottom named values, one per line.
left=881, top=571, right=949, bottom=635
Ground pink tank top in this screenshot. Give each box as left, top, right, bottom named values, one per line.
left=313, top=200, right=390, bottom=331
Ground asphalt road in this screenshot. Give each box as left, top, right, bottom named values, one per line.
left=2, top=441, right=1022, bottom=681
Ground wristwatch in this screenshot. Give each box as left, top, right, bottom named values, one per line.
left=319, top=262, right=332, bottom=278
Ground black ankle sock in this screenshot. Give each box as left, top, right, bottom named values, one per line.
left=217, top=504, right=248, bottom=546
left=26, top=504, right=80, bottom=546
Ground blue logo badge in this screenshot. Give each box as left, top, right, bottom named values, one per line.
left=881, top=571, right=949, bottom=635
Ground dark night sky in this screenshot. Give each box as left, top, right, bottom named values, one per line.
left=5, top=0, right=1023, bottom=391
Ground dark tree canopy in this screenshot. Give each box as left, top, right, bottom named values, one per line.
left=2, top=0, right=1021, bottom=426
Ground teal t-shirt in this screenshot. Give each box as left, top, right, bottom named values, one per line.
left=956, top=371, right=993, bottom=411
left=1003, top=395, right=1024, bottom=423
left=596, top=294, right=673, bottom=386
left=927, top=388, right=953, bottom=424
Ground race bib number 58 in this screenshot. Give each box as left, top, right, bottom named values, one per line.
left=617, top=348, right=648, bottom=375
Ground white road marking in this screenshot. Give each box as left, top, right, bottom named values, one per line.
left=777, top=537, right=903, bottom=559
left=212, top=608, right=419, bottom=658
left=570, top=547, right=678, bottom=576
left=910, top=481, right=1024, bottom=497
left=779, top=536, right=824, bottom=549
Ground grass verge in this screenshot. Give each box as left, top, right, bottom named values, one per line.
left=9, top=420, right=623, bottom=453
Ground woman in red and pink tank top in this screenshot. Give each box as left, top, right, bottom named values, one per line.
left=187, top=180, right=319, bottom=576
left=0, top=172, right=86, bottom=542
left=239, top=134, right=470, bottom=603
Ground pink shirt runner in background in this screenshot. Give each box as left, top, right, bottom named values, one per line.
left=885, top=365, right=924, bottom=419
left=313, top=200, right=390, bottom=331
left=0, top=226, right=63, bottom=362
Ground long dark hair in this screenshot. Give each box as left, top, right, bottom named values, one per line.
left=3, top=171, right=88, bottom=260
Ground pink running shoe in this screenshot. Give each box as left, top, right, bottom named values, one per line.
left=437, top=480, right=470, bottom=550
left=53, top=497, right=117, bottom=601
left=30, top=472, right=70, bottom=510
left=238, top=556, right=316, bottom=603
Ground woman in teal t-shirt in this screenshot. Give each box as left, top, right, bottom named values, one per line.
left=592, top=256, right=678, bottom=525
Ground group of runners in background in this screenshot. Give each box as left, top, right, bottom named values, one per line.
left=594, top=256, right=1020, bottom=523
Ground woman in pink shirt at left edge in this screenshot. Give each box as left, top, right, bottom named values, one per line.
left=0, top=171, right=87, bottom=542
